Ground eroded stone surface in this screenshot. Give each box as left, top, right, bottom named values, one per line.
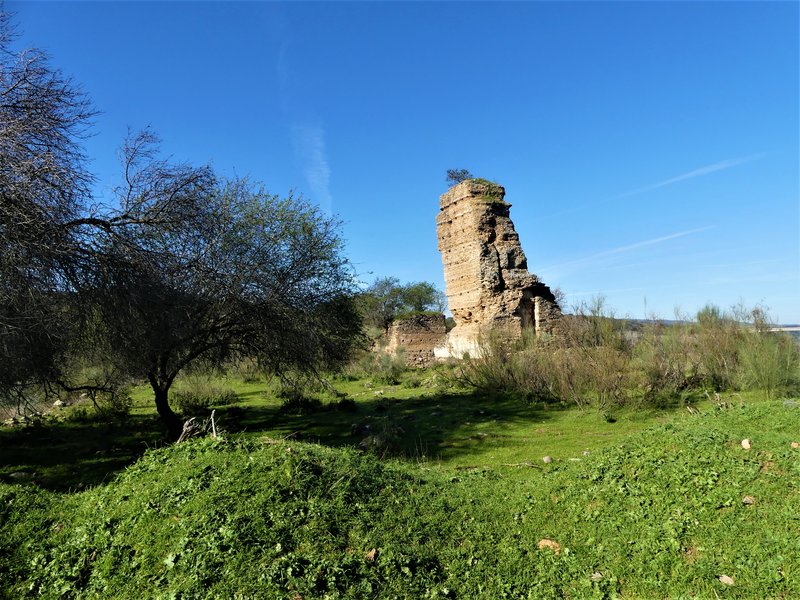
left=385, top=313, right=446, bottom=367
left=436, top=179, right=560, bottom=356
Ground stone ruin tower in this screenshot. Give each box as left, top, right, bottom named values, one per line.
left=435, top=179, right=560, bottom=357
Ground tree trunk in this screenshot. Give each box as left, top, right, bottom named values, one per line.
left=152, top=383, right=182, bottom=440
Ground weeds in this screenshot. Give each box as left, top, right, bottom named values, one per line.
left=737, top=331, right=799, bottom=398
left=343, top=348, right=408, bottom=385
left=460, top=300, right=799, bottom=408
left=277, top=389, right=324, bottom=414
left=173, top=375, right=240, bottom=417
left=63, top=387, right=133, bottom=425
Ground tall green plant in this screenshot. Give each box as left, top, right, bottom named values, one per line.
left=738, top=331, right=799, bottom=398
left=633, top=321, right=700, bottom=403
left=693, top=305, right=743, bottom=390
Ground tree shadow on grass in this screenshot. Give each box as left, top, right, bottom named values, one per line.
left=0, top=387, right=559, bottom=493
left=217, top=388, right=559, bottom=465
left=0, top=414, right=166, bottom=492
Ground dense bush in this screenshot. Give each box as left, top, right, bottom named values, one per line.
left=93, top=388, right=134, bottom=423
left=460, top=301, right=799, bottom=407
left=228, top=357, right=264, bottom=383
left=737, top=331, right=799, bottom=398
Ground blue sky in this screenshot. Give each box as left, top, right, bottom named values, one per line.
left=10, top=1, right=799, bottom=322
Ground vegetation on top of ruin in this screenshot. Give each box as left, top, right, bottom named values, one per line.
left=445, top=167, right=473, bottom=186
left=444, top=169, right=507, bottom=204
left=467, top=178, right=508, bottom=205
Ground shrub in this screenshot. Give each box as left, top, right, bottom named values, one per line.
left=372, top=351, right=407, bottom=385
left=173, top=377, right=240, bottom=417
left=64, top=405, right=94, bottom=424
left=460, top=300, right=796, bottom=407
left=277, top=388, right=323, bottom=415
left=358, top=417, right=405, bottom=456
left=693, top=305, right=743, bottom=390
left=62, top=387, right=133, bottom=424
left=403, top=372, right=422, bottom=388
left=94, top=387, right=133, bottom=423
left=460, top=299, right=635, bottom=408
left=633, top=321, right=700, bottom=403
left=737, top=331, right=799, bottom=398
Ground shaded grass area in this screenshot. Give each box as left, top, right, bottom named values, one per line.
left=0, top=371, right=718, bottom=491
left=0, top=415, right=165, bottom=492
left=1, top=400, right=798, bottom=598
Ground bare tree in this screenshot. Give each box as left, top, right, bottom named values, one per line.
left=0, top=11, right=96, bottom=413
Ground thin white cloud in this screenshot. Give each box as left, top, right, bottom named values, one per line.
left=617, top=154, right=764, bottom=199
left=291, top=124, right=332, bottom=213
left=590, top=226, right=715, bottom=259
left=537, top=154, right=764, bottom=221
left=543, top=225, right=714, bottom=276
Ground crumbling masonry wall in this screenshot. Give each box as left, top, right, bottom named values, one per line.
left=385, top=313, right=447, bottom=367
left=435, top=179, right=560, bottom=357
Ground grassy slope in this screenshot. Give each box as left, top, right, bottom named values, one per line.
left=0, top=373, right=690, bottom=491
left=2, top=400, right=798, bottom=598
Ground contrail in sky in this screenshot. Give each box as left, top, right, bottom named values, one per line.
left=291, top=123, right=333, bottom=214
left=617, top=154, right=764, bottom=198
left=541, top=225, right=715, bottom=274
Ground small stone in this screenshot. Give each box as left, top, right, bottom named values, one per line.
left=741, top=439, right=751, bottom=450
left=537, top=538, right=561, bottom=554
left=590, top=572, right=603, bottom=582
left=542, top=456, right=553, bottom=464
left=718, top=574, right=735, bottom=586
left=52, top=399, right=65, bottom=408
left=582, top=451, right=590, bottom=456
left=791, top=441, right=798, bottom=449
left=742, top=495, right=755, bottom=505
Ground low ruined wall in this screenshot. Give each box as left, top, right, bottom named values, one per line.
left=385, top=313, right=447, bottom=367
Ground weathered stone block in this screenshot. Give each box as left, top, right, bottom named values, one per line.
left=436, top=179, right=560, bottom=356
left=385, top=313, right=447, bottom=367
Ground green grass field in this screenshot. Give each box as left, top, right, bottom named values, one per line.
left=1, top=371, right=798, bottom=597
left=1, top=371, right=706, bottom=490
